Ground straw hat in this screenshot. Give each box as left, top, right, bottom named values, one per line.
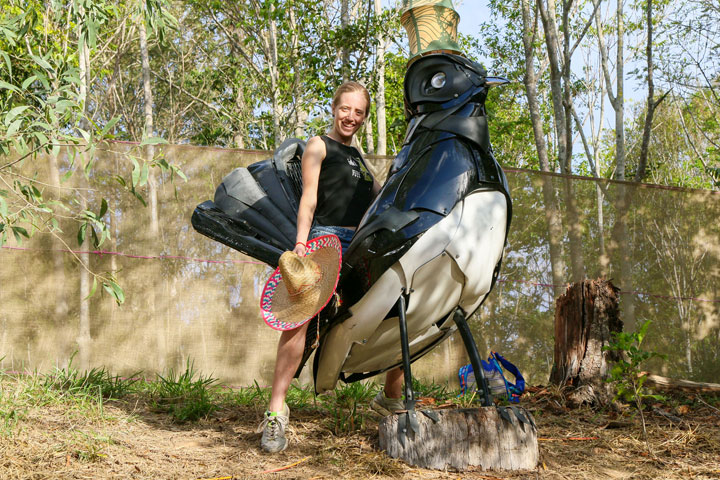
left=260, top=234, right=342, bottom=331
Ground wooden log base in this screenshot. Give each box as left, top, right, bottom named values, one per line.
left=643, top=373, right=720, bottom=393
left=379, top=407, right=538, bottom=471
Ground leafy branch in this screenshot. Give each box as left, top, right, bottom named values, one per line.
left=0, top=0, right=184, bottom=306
left=603, top=320, right=667, bottom=448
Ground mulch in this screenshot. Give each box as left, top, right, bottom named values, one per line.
left=1, top=386, right=719, bottom=479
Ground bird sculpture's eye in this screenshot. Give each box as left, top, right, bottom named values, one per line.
left=430, top=72, right=446, bottom=89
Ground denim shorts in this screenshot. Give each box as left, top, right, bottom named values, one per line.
left=309, top=225, right=355, bottom=255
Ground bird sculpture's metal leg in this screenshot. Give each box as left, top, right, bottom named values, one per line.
left=453, top=309, right=493, bottom=407
left=396, top=293, right=420, bottom=445
left=397, top=295, right=415, bottom=408
left=453, top=309, right=534, bottom=427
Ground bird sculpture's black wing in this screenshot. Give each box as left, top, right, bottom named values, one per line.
left=191, top=138, right=306, bottom=268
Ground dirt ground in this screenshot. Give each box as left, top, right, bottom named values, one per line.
left=2, top=386, right=720, bottom=480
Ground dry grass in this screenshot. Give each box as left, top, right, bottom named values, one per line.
left=1, top=373, right=719, bottom=480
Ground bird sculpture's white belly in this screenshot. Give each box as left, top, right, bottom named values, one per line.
left=315, top=189, right=508, bottom=393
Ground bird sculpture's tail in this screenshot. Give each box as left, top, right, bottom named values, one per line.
left=190, top=138, right=306, bottom=268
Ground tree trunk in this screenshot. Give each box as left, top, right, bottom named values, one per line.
left=643, top=374, right=720, bottom=393
left=340, top=0, right=351, bottom=81
left=48, top=149, right=68, bottom=320
left=364, top=115, right=374, bottom=154
left=295, top=106, right=308, bottom=140
left=537, top=0, right=568, bottom=173
left=596, top=0, right=626, bottom=180
left=234, top=85, right=246, bottom=149
left=615, top=0, right=625, bottom=180
left=269, top=16, right=282, bottom=146
left=541, top=175, right=566, bottom=298
left=77, top=201, right=91, bottom=370
left=596, top=182, right=609, bottom=276
left=591, top=68, right=609, bottom=274
left=635, top=0, right=665, bottom=183
left=549, top=279, right=623, bottom=406
left=608, top=184, right=636, bottom=329
left=374, top=0, right=387, bottom=155
left=139, top=14, right=165, bottom=371
left=563, top=178, right=585, bottom=282
left=379, top=407, right=538, bottom=471
left=521, top=0, right=549, bottom=171
left=77, top=18, right=91, bottom=370
left=139, top=18, right=159, bottom=235
left=561, top=2, right=574, bottom=168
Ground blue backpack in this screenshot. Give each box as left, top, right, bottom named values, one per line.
left=458, top=352, right=525, bottom=403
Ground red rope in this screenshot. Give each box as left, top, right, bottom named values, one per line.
left=1, top=245, right=265, bottom=266
left=495, top=278, right=720, bottom=304
left=3, top=245, right=718, bottom=303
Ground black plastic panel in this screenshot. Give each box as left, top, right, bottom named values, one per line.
left=191, top=201, right=283, bottom=267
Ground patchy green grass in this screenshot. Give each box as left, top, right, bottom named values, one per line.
left=321, top=380, right=378, bottom=434
left=1, top=362, right=720, bottom=479
left=145, top=359, right=219, bottom=422
left=1, top=359, right=468, bottom=433
left=0, top=367, right=118, bottom=436
left=44, top=353, right=141, bottom=400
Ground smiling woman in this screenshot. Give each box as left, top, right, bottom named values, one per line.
left=294, top=81, right=379, bottom=248
left=258, top=80, right=395, bottom=454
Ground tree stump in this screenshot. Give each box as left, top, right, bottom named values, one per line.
left=378, top=407, right=538, bottom=471
left=549, top=278, right=623, bottom=406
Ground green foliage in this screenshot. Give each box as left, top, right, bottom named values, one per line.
left=139, top=0, right=178, bottom=43
left=0, top=404, right=22, bottom=436
left=604, top=320, right=667, bottom=441
left=410, top=377, right=454, bottom=401
left=701, top=147, right=720, bottom=188
left=605, top=320, right=666, bottom=404
left=474, top=5, right=556, bottom=171
left=70, top=430, right=114, bottom=463
left=230, top=380, right=270, bottom=407
left=148, top=359, right=218, bottom=422
left=322, top=381, right=377, bottom=435
left=0, top=4, right=84, bottom=157
left=286, top=382, right=316, bottom=409
left=623, top=91, right=720, bottom=189
left=380, top=51, right=409, bottom=154
left=0, top=0, right=184, bottom=305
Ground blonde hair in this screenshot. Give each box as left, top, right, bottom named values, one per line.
left=331, top=81, right=371, bottom=118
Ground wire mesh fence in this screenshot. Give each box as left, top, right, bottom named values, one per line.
left=1, top=143, right=718, bottom=386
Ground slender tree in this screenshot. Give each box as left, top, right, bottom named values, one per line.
left=521, top=0, right=550, bottom=171
left=374, top=0, right=388, bottom=155
left=595, top=0, right=627, bottom=180
left=634, top=0, right=669, bottom=182
left=537, top=0, right=569, bottom=173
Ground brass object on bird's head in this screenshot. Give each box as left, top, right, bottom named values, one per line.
left=401, top=0, right=462, bottom=60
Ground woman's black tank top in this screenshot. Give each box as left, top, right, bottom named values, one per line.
left=314, top=135, right=375, bottom=227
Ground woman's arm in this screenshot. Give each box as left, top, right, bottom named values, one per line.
left=372, top=178, right=382, bottom=196
left=293, top=136, right=326, bottom=255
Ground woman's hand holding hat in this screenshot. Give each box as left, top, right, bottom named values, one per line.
left=260, top=234, right=342, bottom=331
left=293, top=241, right=307, bottom=256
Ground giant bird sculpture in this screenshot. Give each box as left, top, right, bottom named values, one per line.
left=192, top=0, right=527, bottom=435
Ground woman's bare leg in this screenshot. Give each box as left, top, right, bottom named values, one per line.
left=268, top=322, right=309, bottom=412
left=384, top=367, right=404, bottom=399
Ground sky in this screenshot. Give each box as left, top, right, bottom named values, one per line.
left=452, top=0, right=644, bottom=121
left=454, top=0, right=490, bottom=38
left=416, top=0, right=494, bottom=67
left=389, top=0, right=645, bottom=140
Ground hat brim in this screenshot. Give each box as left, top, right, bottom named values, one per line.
left=260, top=234, right=342, bottom=331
